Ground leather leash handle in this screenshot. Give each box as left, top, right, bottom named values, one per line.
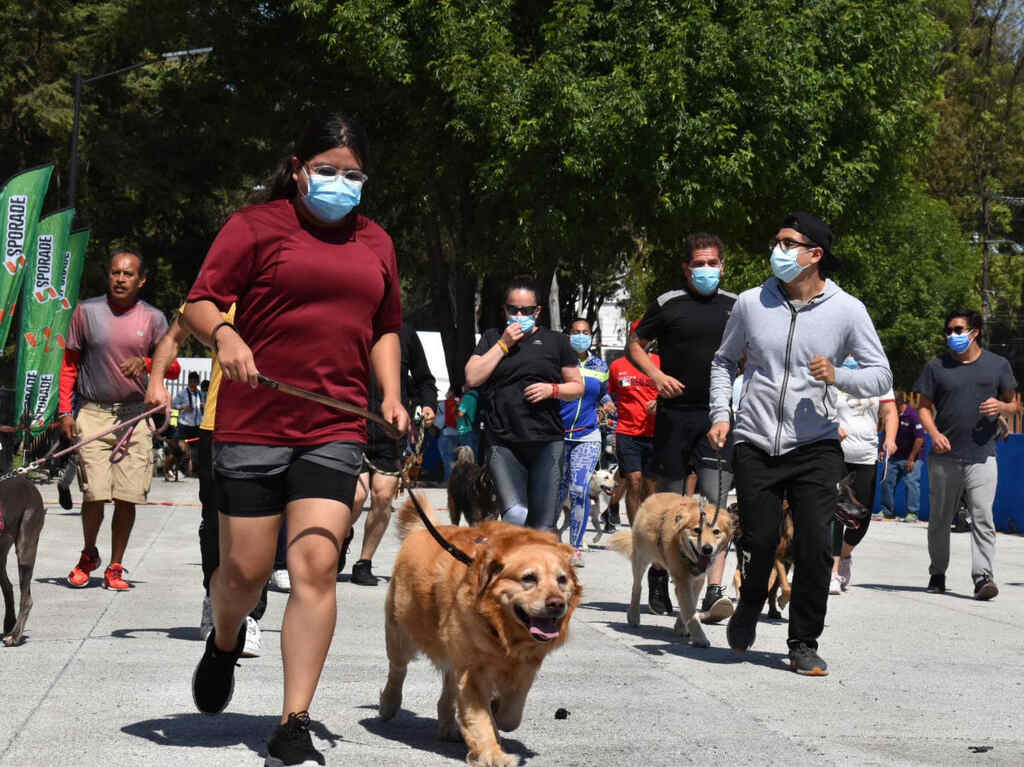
left=257, top=375, right=404, bottom=440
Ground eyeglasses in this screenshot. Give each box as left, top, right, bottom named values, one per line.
left=306, top=164, right=368, bottom=184
left=945, top=326, right=971, bottom=335
left=770, top=237, right=814, bottom=251
left=506, top=304, right=539, bottom=315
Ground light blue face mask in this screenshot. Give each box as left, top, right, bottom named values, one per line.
left=690, top=266, right=721, bottom=295
left=570, top=333, right=592, bottom=353
left=508, top=314, right=536, bottom=334
left=947, top=331, right=972, bottom=354
left=770, top=244, right=807, bottom=283
left=302, top=169, right=362, bottom=223
left=842, top=357, right=859, bottom=370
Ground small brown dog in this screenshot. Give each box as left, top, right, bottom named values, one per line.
left=732, top=503, right=794, bottom=618
left=381, top=493, right=581, bottom=767
left=447, top=446, right=499, bottom=526
left=608, top=492, right=734, bottom=647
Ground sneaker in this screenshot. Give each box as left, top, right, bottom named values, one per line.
left=926, top=573, right=946, bottom=594
left=270, top=569, right=292, bottom=592
left=265, top=711, right=325, bottom=767
left=351, top=559, right=379, bottom=586
left=726, top=599, right=760, bottom=653
left=698, top=585, right=734, bottom=624
left=974, top=577, right=998, bottom=601
left=192, top=623, right=246, bottom=714
left=67, top=548, right=100, bottom=588
left=241, top=616, right=262, bottom=658
left=571, top=548, right=585, bottom=568
left=788, top=642, right=829, bottom=676
left=647, top=566, right=672, bottom=615
left=902, top=512, right=919, bottom=523
left=200, top=596, right=214, bottom=641
left=103, top=563, right=130, bottom=591
left=880, top=509, right=896, bottom=520
left=829, top=573, right=842, bottom=595
left=337, top=527, right=355, bottom=575
left=837, top=557, right=852, bottom=591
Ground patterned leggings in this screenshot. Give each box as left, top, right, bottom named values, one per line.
left=559, top=440, right=602, bottom=549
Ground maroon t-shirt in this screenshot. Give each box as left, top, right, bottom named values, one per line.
left=186, top=199, right=401, bottom=445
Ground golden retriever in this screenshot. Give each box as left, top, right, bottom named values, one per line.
left=380, top=493, right=581, bottom=767
left=608, top=492, right=734, bottom=647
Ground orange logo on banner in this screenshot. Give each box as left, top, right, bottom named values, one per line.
left=24, top=332, right=38, bottom=348
left=56, top=335, right=66, bottom=349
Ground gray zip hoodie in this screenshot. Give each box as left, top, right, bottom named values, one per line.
left=709, top=277, right=892, bottom=456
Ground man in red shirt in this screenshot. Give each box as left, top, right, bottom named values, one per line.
left=60, top=251, right=174, bottom=591
left=608, top=321, right=660, bottom=525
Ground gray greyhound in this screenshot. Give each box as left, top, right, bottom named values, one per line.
left=0, top=476, right=46, bottom=646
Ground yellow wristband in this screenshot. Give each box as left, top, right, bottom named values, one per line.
left=497, top=340, right=509, bottom=354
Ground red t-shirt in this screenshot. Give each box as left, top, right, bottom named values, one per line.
left=186, top=199, right=401, bottom=445
left=609, top=353, right=660, bottom=437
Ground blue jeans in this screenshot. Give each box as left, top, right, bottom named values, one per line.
left=880, top=458, right=921, bottom=516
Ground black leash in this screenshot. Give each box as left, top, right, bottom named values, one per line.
left=397, top=412, right=474, bottom=567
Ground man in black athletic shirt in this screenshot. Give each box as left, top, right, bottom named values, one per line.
left=628, top=233, right=736, bottom=622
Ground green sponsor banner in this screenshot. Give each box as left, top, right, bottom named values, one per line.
left=0, top=165, right=53, bottom=351
left=15, top=208, right=74, bottom=434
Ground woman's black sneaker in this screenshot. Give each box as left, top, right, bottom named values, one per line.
left=647, top=566, right=672, bottom=615
left=192, top=623, right=246, bottom=714
left=926, top=573, right=946, bottom=594
left=336, top=528, right=355, bottom=576
left=788, top=642, right=829, bottom=676
left=351, top=559, right=379, bottom=586
left=265, top=711, right=325, bottom=767
left=726, top=599, right=760, bottom=653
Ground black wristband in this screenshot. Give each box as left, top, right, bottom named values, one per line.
left=211, top=322, right=237, bottom=352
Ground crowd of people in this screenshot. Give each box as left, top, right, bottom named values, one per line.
left=51, top=111, right=1019, bottom=766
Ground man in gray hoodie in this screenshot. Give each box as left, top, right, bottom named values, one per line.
left=708, top=212, right=892, bottom=676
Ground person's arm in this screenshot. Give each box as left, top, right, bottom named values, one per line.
left=708, top=299, right=746, bottom=449
left=916, top=393, right=951, bottom=453
left=406, top=329, right=437, bottom=426
left=183, top=300, right=258, bottom=386
left=907, top=436, right=925, bottom=470
left=879, top=399, right=898, bottom=457
left=145, top=316, right=191, bottom=409
left=465, top=324, right=525, bottom=387
left=828, top=301, right=893, bottom=397
left=524, top=365, right=584, bottom=403
left=58, top=348, right=81, bottom=441
left=370, top=331, right=409, bottom=434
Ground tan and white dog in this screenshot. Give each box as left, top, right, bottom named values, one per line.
left=608, top=492, right=734, bottom=647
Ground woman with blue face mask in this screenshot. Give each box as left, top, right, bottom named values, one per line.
left=558, top=318, right=612, bottom=566
left=465, top=276, right=584, bottom=531
left=183, top=112, right=408, bottom=765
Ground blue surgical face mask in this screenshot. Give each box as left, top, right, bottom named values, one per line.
left=947, top=331, right=972, bottom=354
left=842, top=357, right=859, bottom=370
left=770, top=244, right=807, bottom=283
left=690, top=266, right=721, bottom=295
left=570, top=333, right=592, bottom=353
left=508, top=314, right=536, bottom=334
left=302, top=168, right=362, bottom=223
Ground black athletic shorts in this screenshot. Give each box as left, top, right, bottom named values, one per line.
left=363, top=436, right=402, bottom=475
left=651, top=407, right=732, bottom=481
left=616, top=433, right=655, bottom=476
left=218, top=459, right=359, bottom=517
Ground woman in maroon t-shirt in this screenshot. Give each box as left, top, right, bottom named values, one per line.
left=183, top=113, right=408, bottom=763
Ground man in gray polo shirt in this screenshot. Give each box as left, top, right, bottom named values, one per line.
left=914, top=307, right=1018, bottom=600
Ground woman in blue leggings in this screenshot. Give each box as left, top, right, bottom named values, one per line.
left=465, top=276, right=583, bottom=530
left=559, top=318, right=611, bottom=566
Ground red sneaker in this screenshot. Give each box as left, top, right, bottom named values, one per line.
left=67, top=549, right=101, bottom=588
left=103, top=563, right=131, bottom=591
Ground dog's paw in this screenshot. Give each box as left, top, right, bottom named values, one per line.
left=2, top=633, right=22, bottom=647
left=468, top=748, right=518, bottom=767
left=673, top=616, right=688, bottom=636
left=688, top=631, right=710, bottom=648
left=778, top=591, right=792, bottom=609
left=438, top=720, right=463, bottom=742
left=378, top=688, right=401, bottom=721
left=626, top=606, right=641, bottom=627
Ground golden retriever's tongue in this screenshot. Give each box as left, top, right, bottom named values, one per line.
left=529, top=617, right=560, bottom=641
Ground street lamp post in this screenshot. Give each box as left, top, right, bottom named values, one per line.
left=67, top=46, right=213, bottom=209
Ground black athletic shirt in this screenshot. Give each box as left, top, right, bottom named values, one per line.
left=635, top=287, right=735, bottom=410
left=913, top=349, right=1017, bottom=463
left=473, top=326, right=577, bottom=443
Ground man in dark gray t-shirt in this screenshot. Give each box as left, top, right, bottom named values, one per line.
left=914, top=307, right=1019, bottom=600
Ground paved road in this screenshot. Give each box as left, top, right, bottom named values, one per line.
left=1, top=478, right=1022, bottom=766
